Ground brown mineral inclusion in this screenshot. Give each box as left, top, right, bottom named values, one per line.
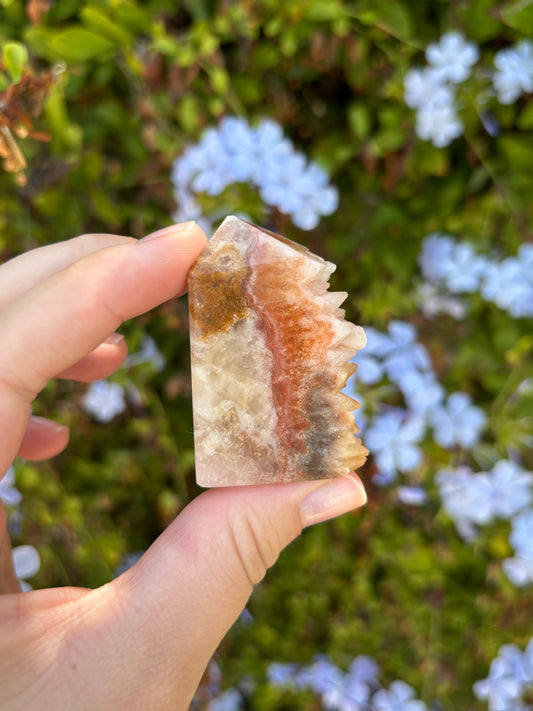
left=188, top=216, right=368, bottom=487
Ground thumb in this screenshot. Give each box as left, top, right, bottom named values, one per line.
left=94, top=475, right=367, bottom=709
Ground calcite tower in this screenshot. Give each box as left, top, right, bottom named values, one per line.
left=189, top=216, right=368, bottom=486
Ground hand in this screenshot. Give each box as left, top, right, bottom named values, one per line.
left=0, top=223, right=367, bottom=710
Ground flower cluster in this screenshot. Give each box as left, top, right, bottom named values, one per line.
left=436, top=460, right=533, bottom=542
left=266, top=655, right=426, bottom=711
left=82, top=336, right=165, bottom=423
left=404, top=32, right=478, bottom=147
left=207, top=689, right=243, bottom=711
left=0, top=465, right=22, bottom=508
left=12, top=544, right=41, bottom=591
left=404, top=32, right=533, bottom=146
left=202, top=655, right=427, bottom=711
left=171, top=116, right=339, bottom=231
left=82, top=380, right=126, bottom=423
left=493, top=40, right=533, bottom=104
left=504, top=509, right=533, bottom=587
left=347, top=320, right=486, bottom=487
left=345, top=231, right=533, bottom=590
left=474, top=639, right=533, bottom=711
left=418, top=234, right=533, bottom=318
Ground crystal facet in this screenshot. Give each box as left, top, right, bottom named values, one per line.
left=189, top=216, right=368, bottom=487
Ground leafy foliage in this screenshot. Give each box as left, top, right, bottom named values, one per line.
left=1, top=1, right=533, bottom=709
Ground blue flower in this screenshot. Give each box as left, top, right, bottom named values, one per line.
left=397, top=486, right=428, bottom=507
left=267, top=662, right=298, bottom=687
left=398, top=371, right=444, bottom=417
left=419, top=235, right=486, bottom=293
left=473, top=655, right=525, bottom=711
left=82, top=380, right=126, bottom=423
left=259, top=156, right=339, bottom=230
left=351, top=352, right=384, bottom=385
left=372, top=680, right=427, bottom=711
left=493, top=40, right=533, bottom=104
left=12, top=544, right=41, bottom=592
left=521, top=639, right=533, bottom=684
left=295, top=656, right=344, bottom=694
left=346, top=655, right=380, bottom=687
left=437, top=462, right=532, bottom=541
left=208, top=689, right=243, bottom=711
left=442, top=243, right=488, bottom=293
left=125, top=336, right=166, bottom=372
left=429, top=392, right=486, bottom=449
left=0, top=465, right=22, bottom=507
left=508, top=509, right=533, bottom=560
left=502, top=556, right=533, bottom=588
left=436, top=467, right=494, bottom=532
left=187, top=129, right=235, bottom=196
left=365, top=411, right=425, bottom=481
left=504, top=509, right=533, bottom=585
left=418, top=234, right=455, bottom=283
left=219, top=116, right=291, bottom=185
left=488, top=460, right=533, bottom=519
left=425, top=32, right=480, bottom=84
left=320, top=655, right=379, bottom=711
left=416, top=101, right=463, bottom=148
left=496, top=644, right=533, bottom=686
left=378, top=321, right=432, bottom=383
left=403, top=67, right=447, bottom=109
left=415, top=282, right=467, bottom=320
left=323, top=679, right=371, bottom=711
left=172, top=116, right=339, bottom=230
left=349, top=326, right=392, bottom=385
left=480, top=255, right=533, bottom=317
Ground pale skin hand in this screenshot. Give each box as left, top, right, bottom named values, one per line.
left=0, top=223, right=367, bottom=711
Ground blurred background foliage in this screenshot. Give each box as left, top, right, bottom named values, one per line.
left=1, top=0, right=532, bottom=709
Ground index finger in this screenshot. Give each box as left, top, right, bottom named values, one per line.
left=0, top=234, right=136, bottom=310
left=0, top=221, right=206, bottom=474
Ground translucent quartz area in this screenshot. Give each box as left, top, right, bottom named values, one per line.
left=189, top=216, right=368, bottom=487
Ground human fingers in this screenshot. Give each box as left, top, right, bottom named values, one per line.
left=15, top=334, right=127, bottom=460
left=16, top=416, right=70, bottom=461
left=55, top=333, right=128, bottom=382
left=0, top=234, right=136, bottom=310
left=75, top=475, right=367, bottom=710
left=0, top=221, right=206, bottom=475
left=0, top=235, right=130, bottom=389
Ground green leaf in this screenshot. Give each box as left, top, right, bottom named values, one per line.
left=44, top=80, right=83, bottom=151
left=181, top=0, right=218, bottom=22
left=348, top=0, right=413, bottom=43
left=209, top=67, right=229, bottom=96
left=80, top=7, right=132, bottom=46
left=177, top=94, right=201, bottom=133
left=500, top=0, right=533, bottom=34
left=458, top=0, right=502, bottom=42
left=348, top=102, right=372, bottom=140
left=304, top=0, right=345, bottom=22
left=498, top=133, right=533, bottom=170
left=517, top=101, right=533, bottom=129
left=2, top=42, right=29, bottom=83
left=50, top=28, right=116, bottom=61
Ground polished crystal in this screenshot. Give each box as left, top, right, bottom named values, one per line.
left=189, top=216, right=368, bottom=487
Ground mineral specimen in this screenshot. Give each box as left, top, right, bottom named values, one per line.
left=188, top=216, right=368, bottom=487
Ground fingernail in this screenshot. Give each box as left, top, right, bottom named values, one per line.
left=103, top=332, right=125, bottom=346
left=139, top=221, right=196, bottom=243
left=299, top=474, right=367, bottom=528
left=30, top=416, right=69, bottom=433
